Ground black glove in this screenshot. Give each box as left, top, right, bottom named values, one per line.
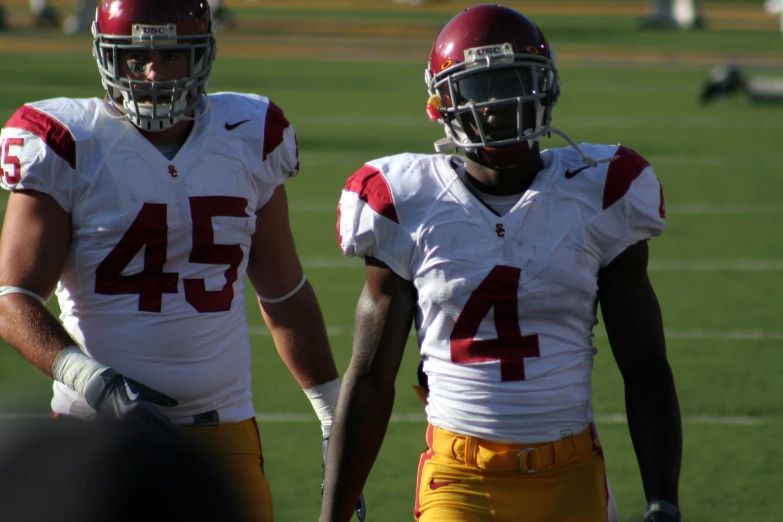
left=642, top=501, right=681, bottom=522
left=84, top=368, right=179, bottom=437
left=322, top=436, right=367, bottom=522
left=416, top=360, right=429, bottom=392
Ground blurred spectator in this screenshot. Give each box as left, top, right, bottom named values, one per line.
left=62, top=0, right=98, bottom=34
left=392, top=0, right=449, bottom=5
left=30, top=0, right=60, bottom=27
left=701, top=3, right=783, bottom=105
left=640, top=0, right=705, bottom=29
left=208, top=0, right=235, bottom=29
left=765, top=0, right=783, bottom=36
left=701, top=64, right=783, bottom=104
left=0, top=416, right=242, bottom=522
left=0, top=0, right=97, bottom=33
left=0, top=0, right=60, bottom=28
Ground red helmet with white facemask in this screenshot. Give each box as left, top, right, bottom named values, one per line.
left=92, top=0, right=217, bottom=132
left=425, top=4, right=616, bottom=169
left=425, top=4, right=561, bottom=168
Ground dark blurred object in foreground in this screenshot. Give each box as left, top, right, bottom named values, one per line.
left=0, top=416, right=241, bottom=522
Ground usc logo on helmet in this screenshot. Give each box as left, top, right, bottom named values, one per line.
left=440, top=59, right=452, bottom=71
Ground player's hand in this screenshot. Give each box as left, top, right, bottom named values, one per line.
left=322, top=436, right=367, bottom=522
left=642, top=501, right=681, bottom=522
left=84, top=368, right=179, bottom=436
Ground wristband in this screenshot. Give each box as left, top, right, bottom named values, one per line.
left=644, top=500, right=681, bottom=522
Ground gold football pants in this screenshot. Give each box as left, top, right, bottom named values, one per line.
left=181, top=417, right=273, bottom=522
left=415, top=423, right=612, bottom=522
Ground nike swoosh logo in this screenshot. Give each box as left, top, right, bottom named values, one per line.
left=565, top=165, right=590, bottom=179
left=429, top=479, right=461, bottom=490
left=225, top=119, right=251, bottom=131
left=124, top=379, right=140, bottom=401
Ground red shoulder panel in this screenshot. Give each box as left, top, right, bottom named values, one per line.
left=5, top=105, right=76, bottom=170
left=602, top=145, right=650, bottom=210
left=262, top=101, right=297, bottom=170
left=344, top=164, right=399, bottom=224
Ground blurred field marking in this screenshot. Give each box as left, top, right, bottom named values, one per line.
left=296, top=256, right=783, bottom=271
left=297, top=115, right=783, bottom=129
left=2, top=40, right=783, bottom=70
left=649, top=259, right=783, bottom=270
left=0, top=412, right=778, bottom=425
left=247, top=325, right=783, bottom=341
left=4, top=199, right=766, bottom=215
left=289, top=201, right=783, bottom=215
left=233, top=0, right=783, bottom=21
left=9, top=198, right=765, bottom=215
left=666, top=202, right=783, bottom=215
left=3, top=0, right=778, bottom=20
left=563, top=118, right=783, bottom=129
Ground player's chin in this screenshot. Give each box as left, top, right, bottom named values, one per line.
left=468, top=122, right=519, bottom=143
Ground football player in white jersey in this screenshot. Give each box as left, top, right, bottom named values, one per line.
left=321, top=4, right=682, bottom=522
left=0, top=1, right=344, bottom=520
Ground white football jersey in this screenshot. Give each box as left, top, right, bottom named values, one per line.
left=337, top=144, right=666, bottom=443
left=0, top=93, right=299, bottom=424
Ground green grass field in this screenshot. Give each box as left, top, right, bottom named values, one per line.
left=1, top=1, right=782, bottom=521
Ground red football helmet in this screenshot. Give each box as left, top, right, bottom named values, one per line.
left=92, top=0, right=217, bottom=132
left=425, top=4, right=560, bottom=167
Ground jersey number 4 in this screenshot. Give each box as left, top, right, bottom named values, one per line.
left=95, top=197, right=247, bottom=313
left=450, top=265, right=540, bottom=381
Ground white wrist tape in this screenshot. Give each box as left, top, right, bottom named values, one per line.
left=304, top=378, right=340, bottom=438
left=51, top=345, right=109, bottom=396
left=0, top=286, right=46, bottom=306
left=257, top=273, right=307, bottom=304
left=644, top=500, right=681, bottom=521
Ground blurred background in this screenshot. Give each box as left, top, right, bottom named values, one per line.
left=0, top=1, right=781, bottom=521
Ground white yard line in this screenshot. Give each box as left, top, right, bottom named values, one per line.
left=666, top=202, right=783, bottom=215
left=0, top=412, right=777, bottom=425
left=289, top=201, right=783, bottom=215
left=298, top=257, right=783, bottom=271
left=8, top=199, right=771, bottom=215
left=648, top=259, right=783, bottom=271
left=247, top=325, right=783, bottom=341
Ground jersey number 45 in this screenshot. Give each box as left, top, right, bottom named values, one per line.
left=95, top=197, right=247, bottom=313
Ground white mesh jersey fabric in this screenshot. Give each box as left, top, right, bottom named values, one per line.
left=337, top=144, right=665, bottom=443
left=0, top=92, right=299, bottom=424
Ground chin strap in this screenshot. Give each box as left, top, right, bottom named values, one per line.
left=548, top=127, right=618, bottom=167
left=433, top=127, right=618, bottom=168
left=434, top=137, right=457, bottom=153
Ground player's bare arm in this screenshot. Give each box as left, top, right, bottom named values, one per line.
left=320, top=258, right=416, bottom=522
left=0, top=189, right=179, bottom=433
left=598, top=239, right=683, bottom=514
left=246, top=183, right=339, bottom=389
left=0, top=189, right=73, bottom=376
